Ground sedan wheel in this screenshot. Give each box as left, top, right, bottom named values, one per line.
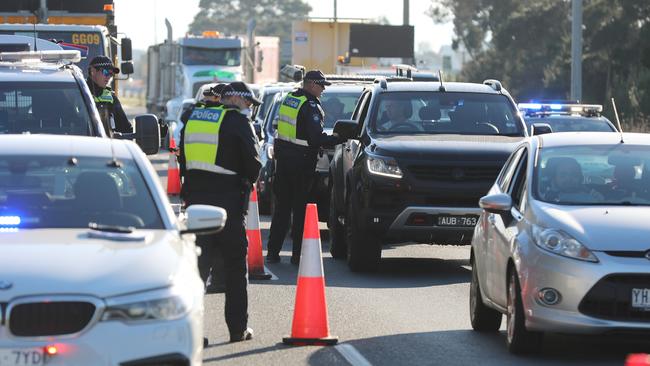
left=469, top=258, right=502, bottom=331
left=506, top=270, right=543, bottom=354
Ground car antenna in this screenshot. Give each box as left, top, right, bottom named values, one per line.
left=31, top=15, right=38, bottom=52
left=611, top=98, right=624, bottom=144
left=438, top=70, right=446, bottom=92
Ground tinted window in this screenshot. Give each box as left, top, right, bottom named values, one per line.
left=182, top=47, right=240, bottom=66
left=371, top=92, right=523, bottom=136
left=321, top=92, right=361, bottom=128
left=0, top=155, right=164, bottom=229
left=534, top=145, right=650, bottom=205
left=525, top=116, right=615, bottom=132
left=0, top=82, right=92, bottom=135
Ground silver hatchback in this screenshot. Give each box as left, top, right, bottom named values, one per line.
left=470, top=132, right=650, bottom=354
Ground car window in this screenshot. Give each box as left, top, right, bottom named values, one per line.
left=510, top=150, right=529, bottom=210
left=263, top=94, right=284, bottom=136
left=525, top=117, right=616, bottom=132
left=351, top=91, right=370, bottom=121
left=321, top=92, right=361, bottom=128
left=498, top=147, right=525, bottom=192
left=534, top=144, right=650, bottom=205
left=0, top=155, right=164, bottom=229
left=370, top=92, right=523, bottom=136
left=356, top=92, right=372, bottom=131
left=0, top=82, right=92, bottom=135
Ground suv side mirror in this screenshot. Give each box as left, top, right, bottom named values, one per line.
left=121, top=38, right=133, bottom=61
left=479, top=193, right=512, bottom=213
left=134, top=114, right=161, bottom=155
left=530, top=123, right=552, bottom=136
left=333, top=119, right=357, bottom=140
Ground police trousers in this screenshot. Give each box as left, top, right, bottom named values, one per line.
left=267, top=159, right=315, bottom=259
left=185, top=187, right=249, bottom=335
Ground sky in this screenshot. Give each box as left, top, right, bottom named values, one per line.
left=114, top=0, right=454, bottom=52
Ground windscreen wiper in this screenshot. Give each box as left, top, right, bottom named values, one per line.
left=88, top=222, right=134, bottom=233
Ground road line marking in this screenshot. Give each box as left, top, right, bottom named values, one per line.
left=264, top=266, right=279, bottom=280
left=335, top=344, right=372, bottom=366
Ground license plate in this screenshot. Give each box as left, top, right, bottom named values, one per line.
left=0, top=348, right=44, bottom=366
left=631, top=288, right=650, bottom=309
left=436, top=215, right=478, bottom=227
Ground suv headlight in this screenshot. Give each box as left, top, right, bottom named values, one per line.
left=532, top=225, right=598, bottom=262
left=101, top=286, right=193, bottom=323
left=366, top=155, right=402, bottom=178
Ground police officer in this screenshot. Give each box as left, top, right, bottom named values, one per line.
left=180, top=81, right=261, bottom=343
left=266, top=70, right=345, bottom=264
left=86, top=56, right=132, bottom=135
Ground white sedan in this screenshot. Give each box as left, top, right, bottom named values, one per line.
left=0, top=135, right=224, bottom=365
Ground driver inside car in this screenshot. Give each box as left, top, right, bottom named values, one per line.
left=542, top=157, right=603, bottom=202
left=377, top=100, right=421, bottom=132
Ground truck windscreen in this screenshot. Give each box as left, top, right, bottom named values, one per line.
left=182, top=47, right=241, bottom=66
left=0, top=30, right=104, bottom=74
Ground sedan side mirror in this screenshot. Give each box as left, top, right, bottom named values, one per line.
left=333, top=119, right=357, bottom=140
left=479, top=193, right=512, bottom=214
left=134, top=114, right=161, bottom=155
left=181, top=204, right=227, bottom=235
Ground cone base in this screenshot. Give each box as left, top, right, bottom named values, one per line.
left=282, top=335, right=338, bottom=346
left=249, top=271, right=272, bottom=280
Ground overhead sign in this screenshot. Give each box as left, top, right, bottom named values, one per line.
left=348, top=24, right=414, bottom=58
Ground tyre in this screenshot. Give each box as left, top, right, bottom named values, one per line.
left=469, top=257, right=502, bottom=331
left=506, top=270, right=543, bottom=354
left=345, top=198, right=381, bottom=272
left=328, top=190, right=346, bottom=259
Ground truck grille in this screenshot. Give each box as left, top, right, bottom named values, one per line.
left=407, top=164, right=502, bottom=182
left=578, top=274, right=650, bottom=322
left=9, top=301, right=96, bottom=337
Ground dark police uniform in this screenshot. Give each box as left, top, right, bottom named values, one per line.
left=180, top=84, right=261, bottom=341
left=267, top=71, right=343, bottom=263
left=86, top=56, right=132, bottom=135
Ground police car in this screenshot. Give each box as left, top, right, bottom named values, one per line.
left=519, top=102, right=617, bottom=134
left=0, top=43, right=159, bottom=154
left=0, top=134, right=224, bottom=365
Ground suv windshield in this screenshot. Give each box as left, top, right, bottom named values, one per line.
left=0, top=155, right=164, bottom=229
left=322, top=92, right=360, bottom=128
left=534, top=145, right=650, bottom=205
left=370, top=92, right=523, bottom=136
left=0, top=82, right=92, bottom=135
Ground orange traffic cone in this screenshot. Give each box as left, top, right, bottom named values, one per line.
left=246, top=185, right=272, bottom=280
left=166, top=134, right=181, bottom=195
left=626, top=354, right=650, bottom=366
left=282, top=203, right=338, bottom=346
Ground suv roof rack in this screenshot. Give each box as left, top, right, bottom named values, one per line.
left=0, top=50, right=81, bottom=64
left=323, top=74, right=383, bottom=83
left=483, top=79, right=502, bottom=92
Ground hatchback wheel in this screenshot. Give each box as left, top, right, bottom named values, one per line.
left=506, top=270, right=543, bottom=354
left=469, top=258, right=502, bottom=331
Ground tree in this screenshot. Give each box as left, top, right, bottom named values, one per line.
left=188, top=0, right=311, bottom=42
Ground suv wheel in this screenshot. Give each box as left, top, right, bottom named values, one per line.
left=506, top=270, right=543, bottom=354
left=345, top=198, right=381, bottom=272
left=469, top=257, right=502, bottom=331
left=328, top=189, right=346, bottom=259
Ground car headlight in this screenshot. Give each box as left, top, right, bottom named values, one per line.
left=101, top=287, right=193, bottom=323
left=531, top=225, right=598, bottom=262
left=366, top=155, right=402, bottom=178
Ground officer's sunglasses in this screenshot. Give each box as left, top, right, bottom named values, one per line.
left=96, top=68, right=114, bottom=78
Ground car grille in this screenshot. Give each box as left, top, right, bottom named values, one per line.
left=407, top=164, right=502, bottom=182
left=9, top=301, right=96, bottom=336
left=579, top=274, right=650, bottom=322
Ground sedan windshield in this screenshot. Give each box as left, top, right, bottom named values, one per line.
left=0, top=82, right=92, bottom=135
left=525, top=116, right=615, bottom=133
left=370, top=92, right=524, bottom=136
left=534, top=145, right=650, bottom=205
left=0, top=155, right=164, bottom=229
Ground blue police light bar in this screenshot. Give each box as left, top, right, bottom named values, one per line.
left=518, top=103, right=603, bottom=115
left=0, top=216, right=20, bottom=226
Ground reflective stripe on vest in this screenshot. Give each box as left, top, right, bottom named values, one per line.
left=276, top=93, right=309, bottom=147
left=184, top=106, right=236, bottom=175
left=94, top=89, right=114, bottom=104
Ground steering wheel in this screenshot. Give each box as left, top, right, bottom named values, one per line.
left=475, top=122, right=500, bottom=134
left=390, top=122, right=419, bottom=132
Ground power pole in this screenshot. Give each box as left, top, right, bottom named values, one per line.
left=403, top=0, right=409, bottom=26
left=246, top=19, right=256, bottom=84
left=571, top=0, right=582, bottom=101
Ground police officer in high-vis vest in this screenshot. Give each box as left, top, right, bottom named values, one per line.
left=86, top=56, right=132, bottom=135
left=266, top=70, right=345, bottom=264
left=180, top=82, right=261, bottom=343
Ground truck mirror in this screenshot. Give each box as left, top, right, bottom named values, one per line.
left=121, top=38, right=133, bottom=61
left=134, top=114, right=161, bottom=155
left=120, top=61, right=134, bottom=75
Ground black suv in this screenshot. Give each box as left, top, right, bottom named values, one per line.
left=328, top=78, right=527, bottom=271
